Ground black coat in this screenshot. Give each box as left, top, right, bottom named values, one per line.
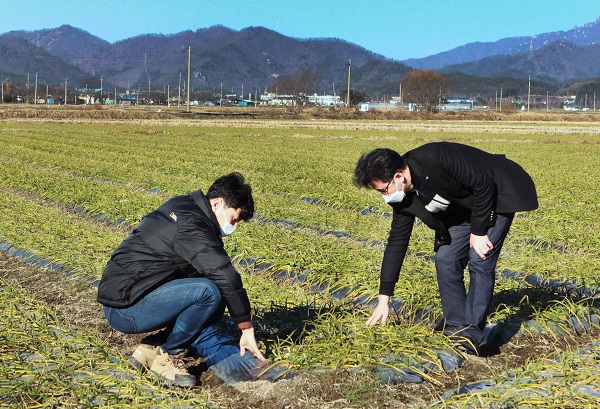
left=379, top=142, right=538, bottom=296
left=97, top=190, right=251, bottom=324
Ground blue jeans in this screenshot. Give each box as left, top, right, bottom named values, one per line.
left=103, top=278, right=276, bottom=384
left=103, top=278, right=225, bottom=354
left=435, top=213, right=514, bottom=344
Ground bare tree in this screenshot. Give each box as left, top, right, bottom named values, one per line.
left=402, top=70, right=448, bottom=112
left=268, top=70, right=318, bottom=112
left=3, top=78, right=16, bottom=102
left=270, top=70, right=318, bottom=96
left=339, top=89, right=369, bottom=105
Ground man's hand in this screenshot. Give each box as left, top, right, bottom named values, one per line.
left=239, top=327, right=266, bottom=362
left=366, top=294, right=390, bottom=326
left=470, top=233, right=493, bottom=260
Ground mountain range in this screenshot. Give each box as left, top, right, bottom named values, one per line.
left=2, top=17, right=600, bottom=99
left=404, top=17, right=600, bottom=70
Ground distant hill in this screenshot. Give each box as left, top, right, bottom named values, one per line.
left=404, top=17, right=600, bottom=70
left=443, top=40, right=600, bottom=84
left=2, top=25, right=411, bottom=97
left=5, top=25, right=112, bottom=73
left=2, top=18, right=600, bottom=99
left=0, top=33, right=89, bottom=85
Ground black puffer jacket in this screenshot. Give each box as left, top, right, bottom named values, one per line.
left=97, top=190, right=251, bottom=324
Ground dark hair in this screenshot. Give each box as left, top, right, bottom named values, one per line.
left=353, top=148, right=406, bottom=188
left=206, top=173, right=254, bottom=221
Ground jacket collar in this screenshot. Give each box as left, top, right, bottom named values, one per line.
left=189, top=190, right=221, bottom=235
left=404, top=155, right=423, bottom=184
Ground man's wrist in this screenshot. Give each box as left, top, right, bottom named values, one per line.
left=238, top=321, right=254, bottom=330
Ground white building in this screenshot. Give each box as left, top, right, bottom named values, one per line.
left=307, top=94, right=342, bottom=106
left=260, top=92, right=297, bottom=106
left=440, top=97, right=474, bottom=111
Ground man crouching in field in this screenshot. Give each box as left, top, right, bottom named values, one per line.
left=97, top=173, right=265, bottom=386
left=354, top=142, right=538, bottom=355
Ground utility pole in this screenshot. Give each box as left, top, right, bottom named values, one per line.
left=167, top=85, right=170, bottom=107
left=65, top=78, right=68, bottom=105
left=346, top=59, right=351, bottom=106
left=399, top=80, right=402, bottom=104
left=178, top=72, right=182, bottom=109
left=220, top=82, right=223, bottom=107
left=34, top=73, right=38, bottom=105
left=100, top=76, right=103, bottom=104
left=500, top=87, right=503, bottom=112
left=527, top=75, right=531, bottom=112
left=546, top=90, right=549, bottom=112
left=332, top=82, right=336, bottom=106
left=187, top=46, right=191, bottom=113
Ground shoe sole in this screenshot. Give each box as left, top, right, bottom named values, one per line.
left=453, top=341, right=479, bottom=356
left=128, top=355, right=147, bottom=370
left=150, top=369, right=197, bottom=387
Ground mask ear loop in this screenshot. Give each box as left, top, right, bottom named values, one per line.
left=216, top=202, right=227, bottom=227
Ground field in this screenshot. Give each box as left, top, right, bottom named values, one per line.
left=1, top=106, right=599, bottom=408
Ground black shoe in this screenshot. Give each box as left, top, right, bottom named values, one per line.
left=452, top=337, right=480, bottom=356
left=433, top=316, right=446, bottom=332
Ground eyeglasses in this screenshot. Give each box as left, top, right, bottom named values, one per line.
left=373, top=177, right=395, bottom=195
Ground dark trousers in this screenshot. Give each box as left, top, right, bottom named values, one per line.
left=103, top=278, right=225, bottom=354
left=435, top=213, right=514, bottom=344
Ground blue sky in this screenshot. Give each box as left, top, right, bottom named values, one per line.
left=6, top=1, right=600, bottom=60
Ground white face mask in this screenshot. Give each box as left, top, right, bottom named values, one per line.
left=218, top=204, right=237, bottom=236
left=383, top=179, right=406, bottom=204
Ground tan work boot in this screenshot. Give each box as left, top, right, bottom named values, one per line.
left=150, top=348, right=197, bottom=387
left=129, top=343, right=159, bottom=370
